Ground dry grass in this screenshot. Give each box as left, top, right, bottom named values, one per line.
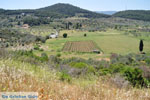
left=0, top=59, right=150, bottom=100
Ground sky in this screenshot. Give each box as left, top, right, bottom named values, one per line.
left=0, top=0, right=150, bottom=11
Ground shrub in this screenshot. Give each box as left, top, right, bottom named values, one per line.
left=109, top=64, right=125, bottom=74
left=60, top=71, right=72, bottom=82
left=69, top=62, right=87, bottom=69
left=35, top=36, right=46, bottom=43
left=145, top=58, right=150, bottom=64
left=99, top=68, right=111, bottom=75
left=49, top=55, right=61, bottom=64
left=63, top=33, right=67, bottom=38
left=40, top=53, right=48, bottom=62
left=56, top=53, right=61, bottom=57
left=87, top=65, right=96, bottom=73
left=36, top=36, right=41, bottom=42
left=122, top=67, right=147, bottom=87
left=84, top=34, right=87, bottom=37
left=34, top=45, right=40, bottom=50
left=39, top=48, right=44, bottom=51
left=140, top=66, right=150, bottom=79
left=41, top=37, right=46, bottom=43
left=99, top=64, right=150, bottom=87
left=16, top=50, right=49, bottom=63
left=45, top=35, right=49, bottom=39
left=5, top=43, right=9, bottom=47
left=69, top=62, right=96, bottom=74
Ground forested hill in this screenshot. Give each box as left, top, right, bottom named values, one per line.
left=37, top=3, right=110, bottom=18
left=113, top=10, right=150, bottom=21
left=0, top=3, right=110, bottom=18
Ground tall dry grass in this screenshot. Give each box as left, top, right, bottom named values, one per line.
left=0, top=59, right=150, bottom=100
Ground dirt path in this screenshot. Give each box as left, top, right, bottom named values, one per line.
left=97, top=53, right=110, bottom=62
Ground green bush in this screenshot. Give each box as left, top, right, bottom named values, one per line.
left=56, top=53, right=61, bottom=57
left=60, top=72, right=72, bottom=82
left=16, top=50, right=49, bottom=62
left=109, top=64, right=125, bottom=74
left=39, top=48, right=44, bottom=51
left=99, top=64, right=150, bottom=87
left=69, top=62, right=96, bottom=74
left=34, top=45, right=40, bottom=50
left=69, top=62, right=87, bottom=69
left=40, top=53, right=48, bottom=62
left=122, top=67, right=147, bottom=87
left=145, top=58, right=150, bottom=64
left=35, top=36, right=46, bottom=43
left=87, top=65, right=96, bottom=73
left=99, top=68, right=111, bottom=75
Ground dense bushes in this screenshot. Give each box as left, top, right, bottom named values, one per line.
left=34, top=45, right=40, bottom=50
left=0, top=29, right=47, bottom=48
left=110, top=53, right=150, bottom=66
left=122, top=67, right=145, bottom=87
left=69, top=62, right=88, bottom=69
left=23, top=17, right=49, bottom=26
left=69, top=62, right=95, bottom=73
left=1, top=48, right=150, bottom=87
left=0, top=29, right=36, bottom=46
left=59, top=54, right=150, bottom=87
left=59, top=71, right=72, bottom=82
left=16, top=50, right=48, bottom=62
left=99, top=64, right=150, bottom=87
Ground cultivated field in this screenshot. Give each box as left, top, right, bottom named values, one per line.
left=63, top=41, right=99, bottom=52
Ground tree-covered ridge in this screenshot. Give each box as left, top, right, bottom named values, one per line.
left=113, top=10, right=150, bottom=21
left=37, top=3, right=110, bottom=18
left=0, top=9, right=35, bottom=15
left=0, top=3, right=110, bottom=18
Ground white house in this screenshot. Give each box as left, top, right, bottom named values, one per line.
left=49, top=30, right=59, bottom=38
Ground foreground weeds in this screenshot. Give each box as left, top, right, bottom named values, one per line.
left=0, top=59, right=150, bottom=100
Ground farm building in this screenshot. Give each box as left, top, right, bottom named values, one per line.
left=49, top=30, right=59, bottom=38
left=21, top=13, right=25, bottom=16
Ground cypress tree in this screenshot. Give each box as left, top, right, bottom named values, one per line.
left=139, top=39, right=144, bottom=52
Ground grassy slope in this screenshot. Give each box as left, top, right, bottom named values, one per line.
left=0, top=58, right=150, bottom=100
left=34, top=29, right=150, bottom=59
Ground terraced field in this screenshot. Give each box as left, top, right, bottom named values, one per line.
left=63, top=41, right=99, bottom=52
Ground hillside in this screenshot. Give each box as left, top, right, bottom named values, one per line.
left=37, top=3, right=110, bottom=18
left=113, top=10, right=150, bottom=21
left=0, top=3, right=110, bottom=18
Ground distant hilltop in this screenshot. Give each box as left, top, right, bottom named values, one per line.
left=96, top=11, right=117, bottom=15
left=0, top=3, right=110, bottom=18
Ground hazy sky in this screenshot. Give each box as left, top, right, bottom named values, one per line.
left=0, top=0, right=150, bottom=11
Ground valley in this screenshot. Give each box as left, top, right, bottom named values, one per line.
left=0, top=3, right=150, bottom=100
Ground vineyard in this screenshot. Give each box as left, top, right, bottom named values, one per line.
left=63, top=41, right=100, bottom=53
